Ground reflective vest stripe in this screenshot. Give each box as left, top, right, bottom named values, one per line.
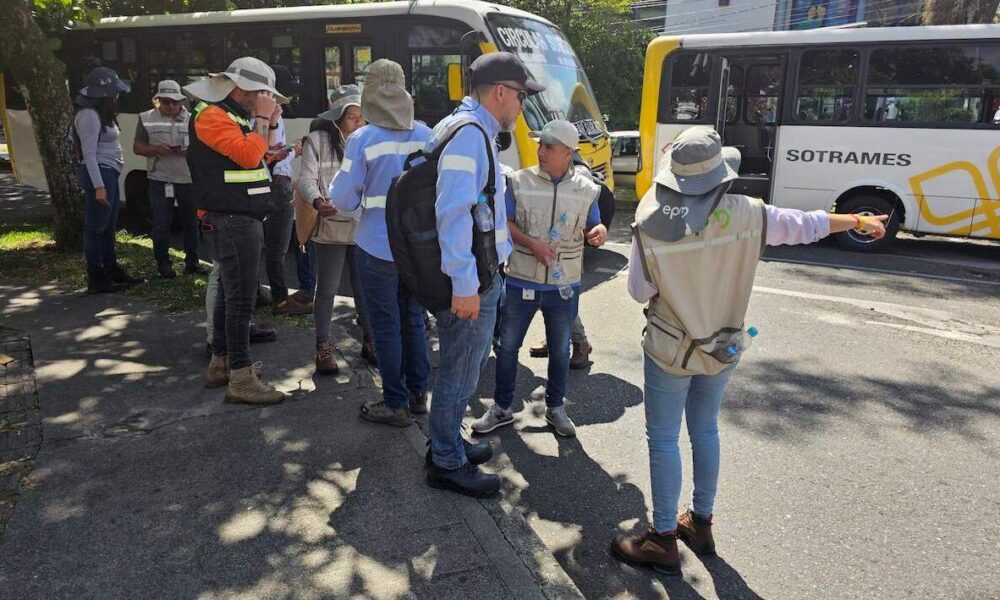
left=224, top=168, right=271, bottom=183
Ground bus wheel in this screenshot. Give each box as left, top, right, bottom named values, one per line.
left=834, top=194, right=900, bottom=252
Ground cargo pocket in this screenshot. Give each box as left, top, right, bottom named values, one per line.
left=507, top=247, right=542, bottom=281
left=643, top=314, right=686, bottom=369
left=558, top=249, right=583, bottom=282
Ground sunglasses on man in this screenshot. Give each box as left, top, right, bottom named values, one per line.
left=499, top=84, right=529, bottom=103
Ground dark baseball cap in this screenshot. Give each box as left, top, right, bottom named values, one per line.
left=469, top=52, right=546, bottom=95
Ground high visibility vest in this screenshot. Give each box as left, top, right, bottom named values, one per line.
left=138, top=107, right=191, bottom=183
left=634, top=190, right=766, bottom=376
left=187, top=99, right=273, bottom=217
left=506, top=166, right=599, bottom=285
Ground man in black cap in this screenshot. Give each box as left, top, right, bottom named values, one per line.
left=422, top=52, right=545, bottom=498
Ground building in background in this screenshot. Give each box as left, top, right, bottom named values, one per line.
left=630, top=0, right=922, bottom=35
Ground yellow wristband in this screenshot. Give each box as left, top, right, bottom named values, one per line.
left=855, top=215, right=866, bottom=233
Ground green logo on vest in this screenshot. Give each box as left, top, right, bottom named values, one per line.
left=710, top=208, right=731, bottom=229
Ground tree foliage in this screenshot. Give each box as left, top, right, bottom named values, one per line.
left=923, top=0, right=1000, bottom=24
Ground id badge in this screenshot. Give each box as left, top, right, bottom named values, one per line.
left=522, top=288, right=535, bottom=300
left=164, top=183, right=175, bottom=199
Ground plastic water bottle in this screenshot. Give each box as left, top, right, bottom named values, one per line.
left=724, top=326, right=758, bottom=358
left=550, top=260, right=575, bottom=299
left=473, top=194, right=494, bottom=232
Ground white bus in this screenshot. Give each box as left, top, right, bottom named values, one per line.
left=636, top=25, right=1000, bottom=250
left=1, top=0, right=612, bottom=229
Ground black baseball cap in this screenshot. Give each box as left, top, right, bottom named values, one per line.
left=469, top=52, right=546, bottom=95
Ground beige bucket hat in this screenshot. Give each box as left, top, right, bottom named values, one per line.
left=183, top=57, right=289, bottom=104
left=361, top=59, right=413, bottom=131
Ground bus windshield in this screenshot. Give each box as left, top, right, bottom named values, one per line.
left=487, top=14, right=606, bottom=136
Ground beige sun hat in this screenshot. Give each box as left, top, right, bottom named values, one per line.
left=183, top=57, right=289, bottom=104
left=361, top=59, right=413, bottom=131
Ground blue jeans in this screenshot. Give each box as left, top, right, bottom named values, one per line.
left=644, top=354, right=738, bottom=532
left=355, top=247, right=429, bottom=409
left=295, top=240, right=316, bottom=293
left=494, top=284, right=579, bottom=409
left=149, top=180, right=198, bottom=266
left=429, top=275, right=502, bottom=470
left=80, top=166, right=121, bottom=274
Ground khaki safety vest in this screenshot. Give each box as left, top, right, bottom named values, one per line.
left=139, top=107, right=191, bottom=184
left=506, top=166, right=600, bottom=285
left=634, top=190, right=767, bottom=376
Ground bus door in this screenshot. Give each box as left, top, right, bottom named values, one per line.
left=321, top=22, right=376, bottom=99
left=720, top=54, right=786, bottom=200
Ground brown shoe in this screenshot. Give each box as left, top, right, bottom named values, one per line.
left=225, top=366, right=286, bottom=405
left=528, top=339, right=548, bottom=358
left=359, top=399, right=412, bottom=427
left=409, top=391, right=428, bottom=415
left=570, top=339, right=592, bottom=369
left=610, top=528, right=680, bottom=575
left=205, top=354, right=229, bottom=388
left=677, top=509, right=716, bottom=557
left=290, top=289, right=314, bottom=305
left=315, top=341, right=340, bottom=375
left=274, top=296, right=312, bottom=316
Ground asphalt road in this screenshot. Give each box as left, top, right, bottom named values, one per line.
left=471, top=209, right=1000, bottom=599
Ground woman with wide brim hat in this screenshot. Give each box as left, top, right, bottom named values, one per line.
left=73, top=66, right=143, bottom=293
left=611, top=126, right=887, bottom=576
left=293, top=84, right=377, bottom=373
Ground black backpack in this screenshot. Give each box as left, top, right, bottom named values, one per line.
left=386, top=122, right=499, bottom=312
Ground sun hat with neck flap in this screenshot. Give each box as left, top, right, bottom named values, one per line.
left=183, top=57, right=289, bottom=105
left=361, top=59, right=413, bottom=131
left=636, top=126, right=742, bottom=243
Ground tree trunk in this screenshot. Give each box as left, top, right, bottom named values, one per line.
left=923, top=0, right=1000, bottom=24
left=0, top=0, right=83, bottom=251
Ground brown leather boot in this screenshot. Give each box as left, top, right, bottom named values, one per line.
left=204, top=355, right=229, bottom=388
left=610, top=528, right=680, bottom=575
left=315, top=341, right=340, bottom=375
left=677, top=509, right=716, bottom=556
left=225, top=366, right=286, bottom=405
left=570, top=339, right=592, bottom=369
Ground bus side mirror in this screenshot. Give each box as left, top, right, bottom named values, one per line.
left=447, top=63, right=464, bottom=102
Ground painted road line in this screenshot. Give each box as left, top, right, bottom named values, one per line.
left=761, top=257, right=1000, bottom=287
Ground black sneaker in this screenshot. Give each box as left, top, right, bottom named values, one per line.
left=249, top=321, right=277, bottom=344
left=424, top=439, right=493, bottom=468
left=427, top=461, right=500, bottom=498
left=184, top=261, right=211, bottom=275
left=157, top=261, right=177, bottom=279
left=86, top=270, right=126, bottom=294
left=108, top=264, right=144, bottom=287
left=409, top=391, right=428, bottom=415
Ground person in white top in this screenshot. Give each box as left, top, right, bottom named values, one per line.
left=611, top=127, right=886, bottom=576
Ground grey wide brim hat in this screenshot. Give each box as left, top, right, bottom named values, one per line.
left=318, top=84, right=362, bottom=122
left=184, top=57, right=289, bottom=104
left=361, top=59, right=414, bottom=131
left=654, top=126, right=740, bottom=196
left=153, top=80, right=186, bottom=102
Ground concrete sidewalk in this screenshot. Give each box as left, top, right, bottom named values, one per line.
left=0, top=281, right=583, bottom=599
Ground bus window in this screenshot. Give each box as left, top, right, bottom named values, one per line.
left=411, top=54, right=461, bottom=125
left=745, top=65, right=781, bottom=124
left=352, top=45, right=373, bottom=90
left=864, top=46, right=995, bottom=125
left=794, top=49, right=858, bottom=122
left=725, top=65, right=743, bottom=124
left=75, top=34, right=142, bottom=112
left=147, top=33, right=222, bottom=96
left=325, top=46, right=343, bottom=96
left=226, top=27, right=305, bottom=116
left=663, top=53, right=712, bottom=122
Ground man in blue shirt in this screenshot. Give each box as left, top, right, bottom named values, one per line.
left=472, top=119, right=607, bottom=439
left=329, top=59, right=432, bottom=427
left=424, top=52, right=545, bottom=498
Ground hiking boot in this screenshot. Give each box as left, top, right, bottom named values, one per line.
left=359, top=399, right=412, bottom=427
left=545, top=405, right=577, bottom=437
left=315, top=341, right=340, bottom=375
left=424, top=439, right=493, bottom=468
left=427, top=461, right=501, bottom=498
left=470, top=404, right=514, bottom=434
left=205, top=354, right=229, bottom=388
left=361, top=332, right=377, bottom=366
left=225, top=366, right=285, bottom=405
left=157, top=261, right=177, bottom=279
left=610, top=528, right=681, bottom=575
left=86, top=269, right=126, bottom=294
left=677, top=509, right=716, bottom=557
left=570, top=339, right=592, bottom=369
left=409, top=391, right=428, bottom=415
left=249, top=321, right=277, bottom=344
left=290, top=289, right=314, bottom=305
left=529, top=339, right=548, bottom=358
left=184, top=261, right=211, bottom=275
left=275, top=295, right=312, bottom=316
left=108, top=264, right=144, bottom=287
